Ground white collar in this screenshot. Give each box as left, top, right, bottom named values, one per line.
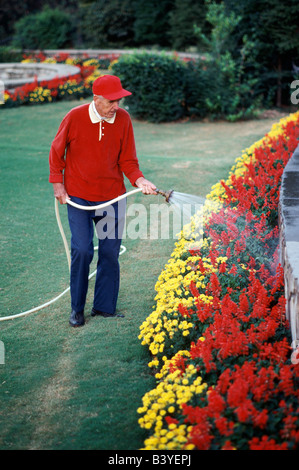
left=89, top=101, right=116, bottom=124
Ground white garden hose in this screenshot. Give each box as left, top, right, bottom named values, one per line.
left=66, top=187, right=142, bottom=211
left=55, top=187, right=142, bottom=269
left=0, top=188, right=143, bottom=322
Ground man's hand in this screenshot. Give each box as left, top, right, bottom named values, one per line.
left=135, top=177, right=157, bottom=195
left=53, top=182, right=69, bottom=204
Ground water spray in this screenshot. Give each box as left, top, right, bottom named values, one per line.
left=1, top=186, right=207, bottom=322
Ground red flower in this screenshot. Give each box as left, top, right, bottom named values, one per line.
left=207, top=389, right=226, bottom=414
left=221, top=440, right=235, bottom=450
left=215, top=416, right=234, bottom=437
left=227, top=378, right=249, bottom=408
left=178, top=303, right=191, bottom=317
left=165, top=416, right=179, bottom=425
left=253, top=409, right=268, bottom=429
left=249, top=436, right=288, bottom=450
left=219, top=262, right=226, bottom=273
left=188, top=422, right=214, bottom=450
left=229, top=264, right=238, bottom=275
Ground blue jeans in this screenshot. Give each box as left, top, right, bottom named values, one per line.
left=67, top=196, right=126, bottom=314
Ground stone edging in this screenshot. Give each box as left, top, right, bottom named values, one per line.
left=0, top=62, right=81, bottom=90
left=22, top=48, right=200, bottom=60
left=279, top=143, right=299, bottom=357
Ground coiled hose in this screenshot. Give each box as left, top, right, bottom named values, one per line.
left=0, top=188, right=143, bottom=321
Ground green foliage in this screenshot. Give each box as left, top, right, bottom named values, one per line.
left=111, top=43, right=263, bottom=122
left=224, top=0, right=299, bottom=107
left=109, top=2, right=266, bottom=122
left=79, top=0, right=136, bottom=48
left=0, top=0, right=78, bottom=44
left=133, top=0, right=173, bottom=47
left=3, top=0, right=299, bottom=115
left=13, top=7, right=75, bottom=49
left=112, top=52, right=191, bottom=122
left=259, top=0, right=299, bottom=55
left=2, top=0, right=299, bottom=111
left=225, top=0, right=299, bottom=57
left=195, top=0, right=241, bottom=57
left=168, top=0, right=208, bottom=50
left=193, top=2, right=262, bottom=120
left=0, top=46, right=23, bottom=62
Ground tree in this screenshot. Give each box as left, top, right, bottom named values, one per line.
left=168, top=0, right=208, bottom=50
left=133, top=0, right=174, bottom=47
left=79, top=0, right=136, bottom=47
left=193, top=1, right=262, bottom=119
left=224, top=0, right=299, bottom=106
left=13, top=6, right=75, bottom=49
left=0, top=0, right=78, bottom=44
left=259, top=0, right=299, bottom=106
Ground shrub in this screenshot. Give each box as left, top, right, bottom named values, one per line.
left=13, top=7, right=74, bottom=50
left=111, top=48, right=263, bottom=123
left=193, top=2, right=263, bottom=121
left=111, top=52, right=192, bottom=123
left=79, top=0, right=136, bottom=48
left=0, top=46, right=23, bottom=63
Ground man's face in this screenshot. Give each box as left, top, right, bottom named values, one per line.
left=94, top=95, right=120, bottom=118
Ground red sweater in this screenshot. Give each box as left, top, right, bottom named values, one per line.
left=49, top=102, right=144, bottom=201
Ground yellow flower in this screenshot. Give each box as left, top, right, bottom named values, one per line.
left=108, top=59, right=118, bottom=70
left=137, top=110, right=299, bottom=450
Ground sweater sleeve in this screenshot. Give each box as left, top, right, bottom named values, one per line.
left=49, top=113, right=70, bottom=184
left=118, top=115, right=144, bottom=186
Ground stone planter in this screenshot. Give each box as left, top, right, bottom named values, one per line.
left=0, top=62, right=80, bottom=90
left=279, top=143, right=299, bottom=360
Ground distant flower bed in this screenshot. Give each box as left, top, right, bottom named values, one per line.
left=2, top=52, right=119, bottom=108
left=137, top=112, right=299, bottom=450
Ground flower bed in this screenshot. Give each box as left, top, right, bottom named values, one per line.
left=2, top=52, right=119, bottom=107
left=137, top=112, right=299, bottom=450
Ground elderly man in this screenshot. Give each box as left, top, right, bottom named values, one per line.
left=49, top=75, right=156, bottom=327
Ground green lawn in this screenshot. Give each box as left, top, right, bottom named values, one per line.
left=0, top=99, right=286, bottom=450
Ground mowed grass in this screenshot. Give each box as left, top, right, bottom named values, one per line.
left=0, top=99, right=286, bottom=450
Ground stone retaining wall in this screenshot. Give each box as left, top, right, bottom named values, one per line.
left=279, top=143, right=299, bottom=358
left=0, top=62, right=80, bottom=90
left=22, top=48, right=200, bottom=61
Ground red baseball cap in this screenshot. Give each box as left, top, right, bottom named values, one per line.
left=92, top=75, right=132, bottom=100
